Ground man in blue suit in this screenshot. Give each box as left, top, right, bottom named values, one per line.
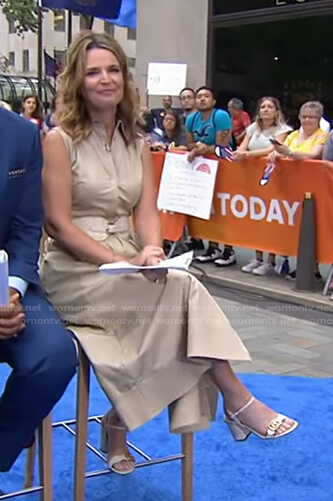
left=0, top=107, right=77, bottom=471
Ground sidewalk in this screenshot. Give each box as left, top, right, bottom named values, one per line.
left=212, top=293, right=333, bottom=378
left=190, top=246, right=333, bottom=310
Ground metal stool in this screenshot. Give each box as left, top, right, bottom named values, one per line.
left=66, top=346, right=193, bottom=501
left=0, top=415, right=52, bottom=500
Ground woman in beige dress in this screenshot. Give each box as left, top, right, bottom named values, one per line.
left=41, top=32, right=298, bottom=476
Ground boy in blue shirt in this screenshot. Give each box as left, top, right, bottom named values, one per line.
left=185, top=86, right=236, bottom=266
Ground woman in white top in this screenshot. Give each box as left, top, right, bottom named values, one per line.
left=233, top=97, right=292, bottom=276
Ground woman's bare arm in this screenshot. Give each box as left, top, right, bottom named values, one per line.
left=288, top=144, right=325, bottom=160
left=237, top=133, right=251, bottom=152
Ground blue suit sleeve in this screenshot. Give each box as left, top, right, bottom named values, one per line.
left=6, top=127, right=43, bottom=286
left=215, top=110, right=232, bottom=131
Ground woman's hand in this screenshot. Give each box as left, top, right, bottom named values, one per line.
left=232, top=150, right=248, bottom=162
left=144, top=255, right=165, bottom=266
left=128, top=245, right=165, bottom=267
left=268, top=151, right=278, bottom=162
left=142, top=255, right=167, bottom=283
left=273, top=143, right=290, bottom=156
left=129, top=248, right=167, bottom=283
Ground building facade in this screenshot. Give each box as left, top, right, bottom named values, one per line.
left=1, top=0, right=332, bottom=119
left=0, top=7, right=136, bottom=103
left=136, top=0, right=209, bottom=109
left=209, top=0, right=333, bottom=123
left=137, top=0, right=333, bottom=120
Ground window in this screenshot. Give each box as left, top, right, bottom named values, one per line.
left=213, top=0, right=327, bottom=16
left=54, top=49, right=66, bottom=73
left=30, top=78, right=54, bottom=107
left=54, top=9, right=65, bottom=32
left=10, top=77, right=34, bottom=99
left=104, top=21, right=114, bottom=37
left=0, top=76, right=14, bottom=102
left=8, top=52, right=15, bottom=69
left=211, top=16, right=333, bottom=128
left=8, top=19, right=15, bottom=34
left=79, top=15, right=93, bottom=31
left=127, top=28, right=136, bottom=40
left=127, top=58, right=136, bottom=69
left=79, top=15, right=87, bottom=31
left=22, top=50, right=30, bottom=72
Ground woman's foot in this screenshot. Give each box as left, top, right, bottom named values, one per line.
left=100, top=410, right=135, bottom=474
left=224, top=394, right=298, bottom=439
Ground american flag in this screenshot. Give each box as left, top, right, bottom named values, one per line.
left=214, top=145, right=234, bottom=162
left=55, top=57, right=64, bottom=76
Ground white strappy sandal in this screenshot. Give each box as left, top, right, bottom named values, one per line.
left=100, top=410, right=135, bottom=475
left=224, top=396, right=299, bottom=441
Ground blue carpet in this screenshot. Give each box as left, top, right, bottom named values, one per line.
left=0, top=366, right=332, bottom=501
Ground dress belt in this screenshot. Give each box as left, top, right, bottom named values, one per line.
left=72, top=216, right=130, bottom=238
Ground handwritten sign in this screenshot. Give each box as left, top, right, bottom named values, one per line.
left=157, top=152, right=218, bottom=220
left=147, top=63, right=187, bottom=96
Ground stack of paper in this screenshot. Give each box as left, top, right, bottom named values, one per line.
left=99, top=251, right=193, bottom=276
left=0, top=250, right=9, bottom=306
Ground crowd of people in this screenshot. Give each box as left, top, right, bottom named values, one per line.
left=0, top=31, right=300, bottom=483
left=137, top=86, right=332, bottom=280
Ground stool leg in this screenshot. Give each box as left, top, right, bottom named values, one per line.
left=25, top=434, right=37, bottom=488
left=181, top=433, right=193, bottom=501
left=74, top=348, right=90, bottom=501
left=38, top=414, right=53, bottom=501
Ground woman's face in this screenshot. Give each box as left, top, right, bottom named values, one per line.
left=82, top=48, right=124, bottom=111
left=24, top=97, right=37, bottom=115
left=259, top=99, right=277, bottom=123
left=299, top=107, right=320, bottom=133
left=163, top=113, right=176, bottom=133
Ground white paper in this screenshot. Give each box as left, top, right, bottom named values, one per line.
left=0, top=250, right=9, bottom=306
left=99, top=251, right=193, bottom=276
left=157, top=152, right=218, bottom=220
left=147, top=62, right=187, bottom=96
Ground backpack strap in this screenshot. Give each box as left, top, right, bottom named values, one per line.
left=188, top=111, right=199, bottom=133
left=212, top=109, right=218, bottom=135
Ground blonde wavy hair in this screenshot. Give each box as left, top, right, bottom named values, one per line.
left=56, top=31, right=141, bottom=143
left=255, top=96, right=285, bottom=132
left=0, top=101, right=12, bottom=111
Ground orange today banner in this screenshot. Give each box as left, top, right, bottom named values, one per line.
left=152, top=152, right=333, bottom=264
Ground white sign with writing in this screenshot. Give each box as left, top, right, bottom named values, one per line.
left=147, top=63, right=187, bottom=96
left=157, top=152, right=218, bottom=220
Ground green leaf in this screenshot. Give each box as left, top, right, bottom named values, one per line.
left=0, top=1, right=94, bottom=35
left=0, top=0, right=39, bottom=34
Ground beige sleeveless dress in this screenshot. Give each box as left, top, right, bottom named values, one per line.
left=41, top=122, right=250, bottom=434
